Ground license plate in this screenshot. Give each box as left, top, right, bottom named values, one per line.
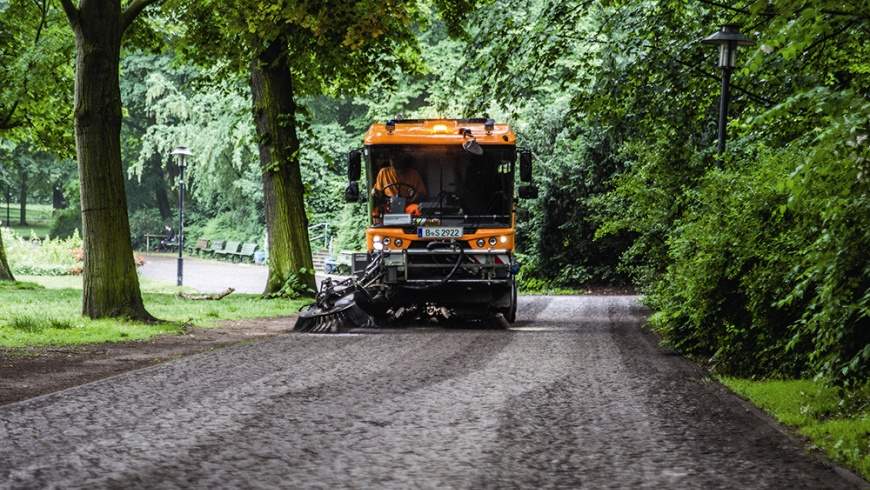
left=417, top=227, right=463, bottom=239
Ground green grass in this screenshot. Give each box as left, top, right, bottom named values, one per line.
left=720, top=377, right=870, bottom=480
left=17, top=274, right=200, bottom=294
left=2, top=203, right=55, bottom=238
left=5, top=223, right=52, bottom=239
left=0, top=279, right=309, bottom=348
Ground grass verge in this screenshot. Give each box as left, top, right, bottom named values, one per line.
left=2, top=203, right=54, bottom=238
left=0, top=279, right=308, bottom=348
left=720, top=377, right=869, bottom=480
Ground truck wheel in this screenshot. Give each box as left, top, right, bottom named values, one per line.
left=504, top=278, right=517, bottom=323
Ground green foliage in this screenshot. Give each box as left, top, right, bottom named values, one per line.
left=48, top=208, right=81, bottom=239
left=3, top=227, right=82, bottom=276
left=464, top=0, right=869, bottom=389
left=0, top=0, right=74, bottom=149
left=128, top=208, right=170, bottom=248
left=721, top=377, right=869, bottom=479
left=185, top=210, right=264, bottom=246
left=264, top=269, right=316, bottom=299
left=333, top=202, right=368, bottom=252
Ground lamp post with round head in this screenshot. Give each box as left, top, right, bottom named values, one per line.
left=702, top=25, right=754, bottom=154
left=171, top=146, right=192, bottom=287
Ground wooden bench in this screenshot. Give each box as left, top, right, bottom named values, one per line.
left=215, top=240, right=241, bottom=260
left=205, top=239, right=226, bottom=257
left=192, top=238, right=210, bottom=255
left=231, top=242, right=258, bottom=263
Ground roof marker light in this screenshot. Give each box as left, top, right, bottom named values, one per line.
left=484, top=118, right=495, bottom=134
left=385, top=119, right=396, bottom=133
left=432, top=123, right=450, bottom=134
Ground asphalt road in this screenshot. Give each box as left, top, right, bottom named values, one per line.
left=138, top=253, right=337, bottom=294
left=0, top=296, right=860, bottom=489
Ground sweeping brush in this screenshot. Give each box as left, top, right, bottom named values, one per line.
left=293, top=294, right=375, bottom=333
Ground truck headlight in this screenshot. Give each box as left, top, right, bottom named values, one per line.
left=476, top=238, right=485, bottom=247
left=383, top=237, right=391, bottom=245
left=394, top=238, right=403, bottom=247
left=488, top=237, right=497, bottom=246
left=373, top=235, right=383, bottom=251
left=500, top=235, right=509, bottom=244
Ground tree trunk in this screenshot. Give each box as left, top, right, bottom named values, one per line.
left=68, top=1, right=152, bottom=320
left=249, top=40, right=315, bottom=295
left=18, top=165, right=26, bottom=226
left=0, top=228, right=14, bottom=281
left=52, top=183, right=67, bottom=210
left=152, top=156, right=172, bottom=220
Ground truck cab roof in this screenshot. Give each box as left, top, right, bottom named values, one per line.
left=364, top=119, right=516, bottom=146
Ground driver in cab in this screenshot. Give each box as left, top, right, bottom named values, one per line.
left=372, top=156, right=427, bottom=204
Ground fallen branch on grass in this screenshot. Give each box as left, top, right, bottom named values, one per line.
left=176, top=288, right=235, bottom=301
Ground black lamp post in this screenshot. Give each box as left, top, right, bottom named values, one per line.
left=171, top=146, right=192, bottom=287
left=702, top=25, right=754, bottom=154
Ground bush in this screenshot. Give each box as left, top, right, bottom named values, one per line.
left=332, top=203, right=367, bottom=252
left=129, top=208, right=169, bottom=249
left=184, top=210, right=264, bottom=248
left=48, top=208, right=82, bottom=239
left=3, top=228, right=83, bottom=276
left=644, top=130, right=868, bottom=387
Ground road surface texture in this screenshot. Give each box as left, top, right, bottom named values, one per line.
left=0, top=296, right=861, bottom=489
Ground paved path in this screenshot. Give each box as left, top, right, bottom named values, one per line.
left=138, top=254, right=336, bottom=294
left=139, top=253, right=269, bottom=294
left=0, top=296, right=859, bottom=488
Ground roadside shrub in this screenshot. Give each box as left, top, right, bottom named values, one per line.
left=646, top=124, right=868, bottom=387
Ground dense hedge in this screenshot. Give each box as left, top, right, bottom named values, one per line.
left=646, top=139, right=868, bottom=387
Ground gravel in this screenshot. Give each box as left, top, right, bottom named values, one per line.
left=0, top=296, right=860, bottom=489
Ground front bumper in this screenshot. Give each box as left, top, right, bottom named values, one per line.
left=353, top=249, right=513, bottom=285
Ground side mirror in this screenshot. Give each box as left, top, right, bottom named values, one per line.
left=519, top=150, right=533, bottom=182
left=347, top=150, right=362, bottom=182
left=344, top=181, right=360, bottom=203
left=518, top=184, right=538, bottom=199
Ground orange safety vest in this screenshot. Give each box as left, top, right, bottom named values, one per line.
left=374, top=167, right=427, bottom=198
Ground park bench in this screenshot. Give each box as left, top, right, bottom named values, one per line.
left=231, top=242, right=258, bottom=263
left=216, top=240, right=241, bottom=260
left=192, top=238, right=210, bottom=255
left=205, top=239, right=226, bottom=257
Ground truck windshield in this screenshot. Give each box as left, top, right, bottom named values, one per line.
left=367, top=145, right=515, bottom=226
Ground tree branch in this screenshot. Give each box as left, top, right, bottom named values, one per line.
left=121, top=0, right=160, bottom=32
left=0, top=99, right=22, bottom=130
left=57, top=0, right=78, bottom=26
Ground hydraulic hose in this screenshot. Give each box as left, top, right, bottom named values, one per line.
left=403, top=240, right=464, bottom=290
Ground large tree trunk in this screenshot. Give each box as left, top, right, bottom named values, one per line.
left=18, top=165, right=26, bottom=226
left=0, top=228, right=14, bottom=281
left=249, top=40, right=315, bottom=295
left=67, top=0, right=152, bottom=320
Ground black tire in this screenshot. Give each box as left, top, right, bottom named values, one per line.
left=502, top=278, right=517, bottom=323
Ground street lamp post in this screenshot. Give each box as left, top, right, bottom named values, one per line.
left=171, top=146, right=192, bottom=287
left=702, top=25, right=754, bottom=154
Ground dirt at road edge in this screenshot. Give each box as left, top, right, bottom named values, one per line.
left=0, top=316, right=296, bottom=406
